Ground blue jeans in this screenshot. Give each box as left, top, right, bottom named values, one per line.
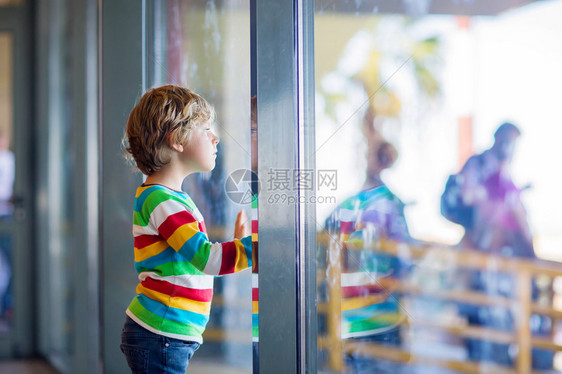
left=253, top=342, right=258, bottom=374
left=120, top=316, right=200, bottom=374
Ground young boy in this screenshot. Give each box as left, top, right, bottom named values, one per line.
left=120, top=85, right=252, bottom=373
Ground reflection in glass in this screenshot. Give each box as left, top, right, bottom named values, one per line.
left=147, top=1, right=252, bottom=372
left=315, top=1, right=562, bottom=373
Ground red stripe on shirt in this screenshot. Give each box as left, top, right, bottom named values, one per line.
left=340, top=221, right=355, bottom=234
left=252, top=220, right=258, bottom=233
left=219, top=241, right=237, bottom=275
left=342, top=284, right=387, bottom=298
left=134, top=234, right=162, bottom=249
left=252, top=288, right=259, bottom=301
left=198, top=221, right=207, bottom=234
left=158, top=210, right=197, bottom=239
left=141, top=277, right=213, bottom=302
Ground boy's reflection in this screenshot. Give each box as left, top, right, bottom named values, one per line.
left=324, top=110, right=410, bottom=373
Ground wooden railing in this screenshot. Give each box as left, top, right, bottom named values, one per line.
left=317, top=234, right=562, bottom=373
left=200, top=229, right=562, bottom=373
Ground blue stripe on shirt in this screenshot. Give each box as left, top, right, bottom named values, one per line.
left=137, top=294, right=209, bottom=327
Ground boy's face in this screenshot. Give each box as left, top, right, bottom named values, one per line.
left=181, top=121, right=220, bottom=173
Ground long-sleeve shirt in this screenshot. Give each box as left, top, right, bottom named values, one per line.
left=324, top=185, right=409, bottom=338
left=126, top=184, right=252, bottom=343
left=251, top=194, right=259, bottom=342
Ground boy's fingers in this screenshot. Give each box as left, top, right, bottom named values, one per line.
left=237, top=210, right=248, bottom=223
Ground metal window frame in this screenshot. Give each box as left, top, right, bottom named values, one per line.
left=34, top=0, right=100, bottom=371
left=100, top=0, right=144, bottom=373
left=255, top=0, right=316, bottom=372
left=69, top=0, right=100, bottom=372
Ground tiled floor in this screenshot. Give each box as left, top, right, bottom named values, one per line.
left=0, top=359, right=59, bottom=374
left=189, top=361, right=249, bottom=374
left=0, top=358, right=250, bottom=374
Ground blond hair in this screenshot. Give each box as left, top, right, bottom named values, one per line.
left=123, top=85, right=215, bottom=175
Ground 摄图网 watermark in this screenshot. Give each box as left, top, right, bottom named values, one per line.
left=225, top=168, right=338, bottom=205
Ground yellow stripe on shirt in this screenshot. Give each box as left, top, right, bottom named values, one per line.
left=167, top=221, right=200, bottom=251
left=137, top=284, right=211, bottom=315
left=233, top=241, right=249, bottom=272
left=134, top=240, right=169, bottom=262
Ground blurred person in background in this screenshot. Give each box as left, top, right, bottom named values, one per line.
left=0, top=127, right=13, bottom=321
left=0, top=127, right=14, bottom=218
left=441, top=122, right=552, bottom=370
left=448, top=122, right=532, bottom=257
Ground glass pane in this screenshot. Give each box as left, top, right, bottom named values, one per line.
left=0, top=32, right=14, bottom=333
left=315, top=1, right=562, bottom=373
left=146, top=1, right=253, bottom=372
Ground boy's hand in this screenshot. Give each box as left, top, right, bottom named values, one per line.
left=234, top=210, right=251, bottom=239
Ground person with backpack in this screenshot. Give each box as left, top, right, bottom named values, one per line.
left=440, top=122, right=552, bottom=370
left=442, top=122, right=533, bottom=256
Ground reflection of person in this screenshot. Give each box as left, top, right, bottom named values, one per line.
left=120, top=85, right=253, bottom=373
left=0, top=128, right=14, bottom=218
left=446, top=122, right=552, bottom=369
left=456, top=122, right=533, bottom=257
left=324, top=110, right=410, bottom=372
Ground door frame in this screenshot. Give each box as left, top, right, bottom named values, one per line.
left=255, top=0, right=317, bottom=372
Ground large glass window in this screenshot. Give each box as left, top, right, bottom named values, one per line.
left=315, top=1, right=562, bottom=372
left=146, top=1, right=253, bottom=372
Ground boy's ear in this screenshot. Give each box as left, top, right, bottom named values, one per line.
left=172, top=143, right=184, bottom=152
left=167, top=134, right=184, bottom=152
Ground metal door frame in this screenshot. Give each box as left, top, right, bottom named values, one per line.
left=255, top=0, right=317, bottom=372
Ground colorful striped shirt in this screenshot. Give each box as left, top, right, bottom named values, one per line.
left=126, top=184, right=253, bottom=343
left=251, top=194, right=259, bottom=342
left=325, top=185, right=409, bottom=338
